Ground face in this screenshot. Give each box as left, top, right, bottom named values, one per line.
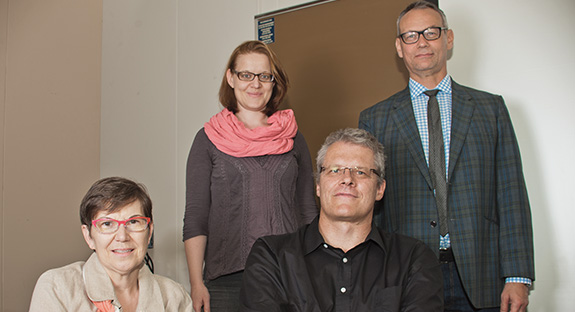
left=316, top=142, right=385, bottom=224
left=395, top=8, right=453, bottom=81
left=82, top=200, right=153, bottom=279
left=226, top=52, right=275, bottom=115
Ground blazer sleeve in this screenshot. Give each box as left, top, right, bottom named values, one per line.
left=494, top=97, right=535, bottom=280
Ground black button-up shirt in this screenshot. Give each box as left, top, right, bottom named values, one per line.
left=240, top=217, right=443, bottom=311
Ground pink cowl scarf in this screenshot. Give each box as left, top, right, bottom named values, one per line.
left=204, top=108, right=298, bottom=157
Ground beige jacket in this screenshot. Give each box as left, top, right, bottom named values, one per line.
left=29, top=253, right=192, bottom=311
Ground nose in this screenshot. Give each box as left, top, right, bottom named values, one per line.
left=340, top=169, right=355, bottom=185
left=417, top=36, right=430, bottom=47
left=114, top=225, right=130, bottom=241
left=249, top=77, right=262, bottom=88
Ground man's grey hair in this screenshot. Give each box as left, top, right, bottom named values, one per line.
left=316, top=128, right=386, bottom=185
left=396, top=1, right=449, bottom=36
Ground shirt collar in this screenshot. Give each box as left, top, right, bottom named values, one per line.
left=303, top=217, right=386, bottom=255
left=409, top=74, right=452, bottom=97
left=365, top=223, right=386, bottom=250
left=83, top=252, right=163, bottom=310
left=83, top=253, right=118, bottom=303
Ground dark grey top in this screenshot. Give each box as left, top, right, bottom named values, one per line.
left=183, top=128, right=318, bottom=281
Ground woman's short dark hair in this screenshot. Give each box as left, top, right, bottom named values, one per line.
left=80, top=177, right=153, bottom=228
left=218, top=40, right=289, bottom=116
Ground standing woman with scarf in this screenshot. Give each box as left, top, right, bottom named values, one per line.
left=183, top=41, right=318, bottom=312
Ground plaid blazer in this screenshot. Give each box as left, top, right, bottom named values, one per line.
left=359, top=81, right=535, bottom=308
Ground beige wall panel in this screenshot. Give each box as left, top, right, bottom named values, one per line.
left=1, top=0, right=102, bottom=310
left=0, top=0, right=7, bottom=306
left=260, top=0, right=412, bottom=167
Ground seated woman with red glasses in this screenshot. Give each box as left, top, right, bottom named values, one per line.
left=29, top=177, right=192, bottom=312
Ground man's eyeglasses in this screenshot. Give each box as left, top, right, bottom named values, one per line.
left=320, top=166, right=380, bottom=180
left=398, top=27, right=448, bottom=44
left=232, top=70, right=274, bottom=82
left=92, top=216, right=151, bottom=234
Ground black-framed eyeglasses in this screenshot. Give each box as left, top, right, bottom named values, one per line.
left=232, top=70, right=274, bottom=82
left=91, top=216, right=151, bottom=234
left=398, top=27, right=448, bottom=44
left=320, top=166, right=380, bottom=179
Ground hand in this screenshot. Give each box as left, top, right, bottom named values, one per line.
left=500, top=283, right=529, bottom=312
left=191, top=283, right=210, bottom=312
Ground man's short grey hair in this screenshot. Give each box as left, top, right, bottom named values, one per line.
left=396, top=1, right=449, bottom=36
left=316, top=128, right=386, bottom=185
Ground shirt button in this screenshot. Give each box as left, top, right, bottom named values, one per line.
left=340, top=287, right=347, bottom=293
left=342, top=257, right=348, bottom=263
left=430, top=220, right=437, bottom=227
left=323, top=243, right=329, bottom=248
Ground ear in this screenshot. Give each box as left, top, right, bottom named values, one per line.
left=226, top=69, right=235, bottom=89
left=316, top=182, right=321, bottom=198
left=446, top=29, right=454, bottom=51
left=395, top=37, right=404, bottom=59
left=375, top=180, right=386, bottom=201
left=82, top=225, right=96, bottom=250
left=148, top=222, right=154, bottom=244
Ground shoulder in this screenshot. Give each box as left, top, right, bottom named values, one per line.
left=452, top=81, right=503, bottom=102
left=378, top=228, right=436, bottom=262
left=188, top=127, right=218, bottom=158
left=152, top=273, right=190, bottom=296
left=252, top=225, right=306, bottom=256
left=379, top=228, right=420, bottom=247
left=140, top=269, right=193, bottom=310
left=30, top=261, right=87, bottom=309
left=244, top=226, right=307, bottom=278
left=360, top=88, right=410, bottom=119
left=292, top=130, right=311, bottom=153
left=451, top=81, right=511, bottom=121
left=293, top=130, right=305, bottom=146
left=191, top=127, right=210, bottom=145
left=258, top=227, right=303, bottom=249
left=152, top=273, right=186, bottom=288
left=36, top=261, right=85, bottom=285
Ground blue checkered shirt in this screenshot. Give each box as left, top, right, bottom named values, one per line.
left=409, top=75, right=531, bottom=286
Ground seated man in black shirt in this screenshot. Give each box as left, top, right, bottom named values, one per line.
left=240, top=128, right=443, bottom=311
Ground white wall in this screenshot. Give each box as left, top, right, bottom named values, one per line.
left=101, top=0, right=574, bottom=310
left=441, top=1, right=575, bottom=310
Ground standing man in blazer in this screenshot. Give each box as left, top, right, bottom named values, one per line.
left=359, top=1, right=534, bottom=311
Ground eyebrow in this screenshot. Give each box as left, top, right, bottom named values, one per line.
left=96, top=214, right=144, bottom=219
left=236, top=70, right=272, bottom=73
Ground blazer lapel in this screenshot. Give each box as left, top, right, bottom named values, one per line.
left=390, top=89, right=434, bottom=188
left=448, top=81, right=475, bottom=181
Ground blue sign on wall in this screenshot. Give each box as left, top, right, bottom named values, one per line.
left=258, top=18, right=275, bottom=44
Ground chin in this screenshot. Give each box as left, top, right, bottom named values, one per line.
left=113, top=262, right=142, bottom=274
